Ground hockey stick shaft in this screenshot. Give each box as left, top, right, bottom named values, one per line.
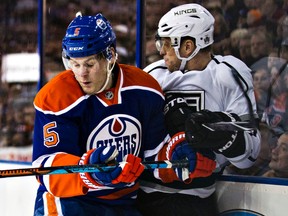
left=203, top=121, right=256, bottom=131
left=0, top=160, right=189, bottom=178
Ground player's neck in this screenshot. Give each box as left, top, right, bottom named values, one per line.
left=186, top=52, right=211, bottom=71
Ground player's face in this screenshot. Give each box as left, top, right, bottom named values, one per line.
left=69, top=55, right=108, bottom=95
left=156, top=38, right=181, bottom=72
left=269, top=134, right=288, bottom=177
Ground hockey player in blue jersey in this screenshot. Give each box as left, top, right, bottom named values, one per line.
left=32, top=12, right=165, bottom=216
left=32, top=12, right=216, bottom=216
left=136, top=3, right=261, bottom=216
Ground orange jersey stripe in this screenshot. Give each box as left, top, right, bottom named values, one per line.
left=46, top=153, right=88, bottom=197
left=45, top=192, right=59, bottom=215
left=34, top=70, right=85, bottom=112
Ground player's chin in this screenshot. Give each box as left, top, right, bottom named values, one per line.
left=167, top=65, right=177, bottom=73
left=81, top=86, right=96, bottom=95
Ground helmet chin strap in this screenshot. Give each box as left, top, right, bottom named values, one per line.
left=175, top=46, right=200, bottom=72
left=96, top=53, right=118, bottom=94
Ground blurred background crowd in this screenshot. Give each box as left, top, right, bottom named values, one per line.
left=1, top=0, right=288, bottom=178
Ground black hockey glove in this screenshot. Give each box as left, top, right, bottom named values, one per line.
left=185, top=110, right=245, bottom=158
left=164, top=93, right=193, bottom=136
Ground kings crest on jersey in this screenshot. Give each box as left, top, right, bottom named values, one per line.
left=32, top=63, right=167, bottom=205
left=164, top=90, right=205, bottom=112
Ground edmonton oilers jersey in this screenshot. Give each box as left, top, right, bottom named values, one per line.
left=32, top=63, right=168, bottom=211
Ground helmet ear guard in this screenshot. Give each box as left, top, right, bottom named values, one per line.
left=193, top=26, right=214, bottom=49
left=103, top=47, right=113, bottom=61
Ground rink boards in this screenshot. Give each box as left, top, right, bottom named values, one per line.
left=217, top=175, right=288, bottom=216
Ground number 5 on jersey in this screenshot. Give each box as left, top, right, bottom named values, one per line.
left=43, top=121, right=60, bottom=147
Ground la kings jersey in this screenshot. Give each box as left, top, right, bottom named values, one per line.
left=141, top=55, right=261, bottom=198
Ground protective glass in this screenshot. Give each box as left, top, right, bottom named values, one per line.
left=155, top=38, right=173, bottom=52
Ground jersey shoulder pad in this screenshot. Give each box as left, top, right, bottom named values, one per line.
left=214, top=55, right=252, bottom=89
left=34, top=70, right=85, bottom=112
left=119, top=64, right=164, bottom=94
left=143, top=59, right=166, bottom=73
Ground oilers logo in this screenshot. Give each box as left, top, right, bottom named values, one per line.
left=86, top=114, right=141, bottom=160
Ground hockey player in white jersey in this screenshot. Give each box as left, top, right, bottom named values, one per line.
left=136, top=3, right=261, bottom=216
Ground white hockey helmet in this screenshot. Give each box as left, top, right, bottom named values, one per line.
left=156, top=4, right=215, bottom=70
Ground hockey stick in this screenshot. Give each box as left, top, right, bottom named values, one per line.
left=203, top=121, right=256, bottom=131
left=0, top=160, right=189, bottom=178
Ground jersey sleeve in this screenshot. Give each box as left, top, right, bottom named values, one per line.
left=32, top=71, right=89, bottom=197
left=214, top=56, right=261, bottom=169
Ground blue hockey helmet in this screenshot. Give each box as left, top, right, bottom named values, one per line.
left=62, top=13, right=116, bottom=59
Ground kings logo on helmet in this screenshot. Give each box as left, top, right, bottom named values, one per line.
left=204, top=35, right=210, bottom=45
left=174, top=8, right=197, bottom=16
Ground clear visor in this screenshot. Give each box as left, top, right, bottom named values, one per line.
left=62, top=50, right=71, bottom=70
left=155, top=39, right=162, bottom=52
left=155, top=38, right=173, bottom=52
